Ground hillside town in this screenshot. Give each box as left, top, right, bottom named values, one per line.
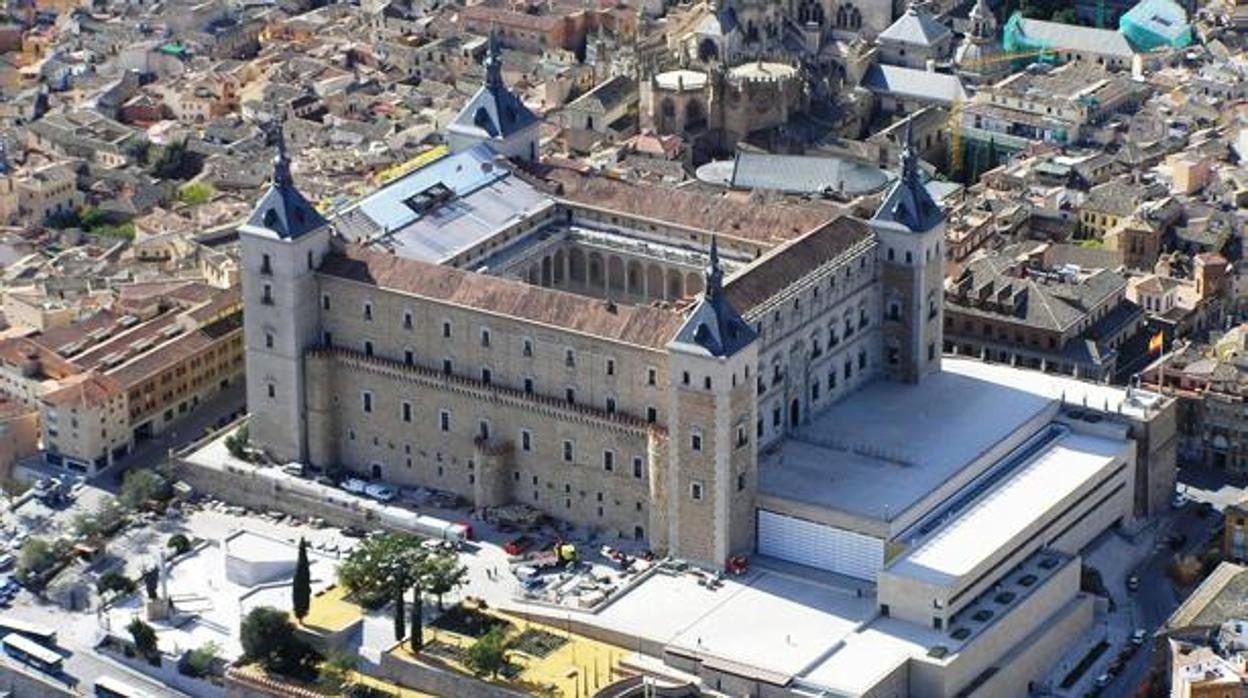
left=0, top=0, right=1241, bottom=696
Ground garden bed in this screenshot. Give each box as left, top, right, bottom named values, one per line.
left=510, top=628, right=567, bottom=659
left=430, top=605, right=511, bottom=639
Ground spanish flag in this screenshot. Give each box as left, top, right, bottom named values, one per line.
left=1148, top=331, right=1164, bottom=355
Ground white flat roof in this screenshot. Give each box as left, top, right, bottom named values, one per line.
left=590, top=568, right=875, bottom=678
left=942, top=357, right=1166, bottom=421
left=888, top=430, right=1126, bottom=588
left=759, top=364, right=1055, bottom=526
left=801, top=617, right=945, bottom=694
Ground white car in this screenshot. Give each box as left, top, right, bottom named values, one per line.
left=364, top=483, right=396, bottom=502
left=341, top=478, right=368, bottom=495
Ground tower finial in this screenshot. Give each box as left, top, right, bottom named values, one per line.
left=705, top=234, right=724, bottom=300
left=271, top=112, right=291, bottom=187
left=485, top=25, right=503, bottom=90
left=901, top=119, right=920, bottom=189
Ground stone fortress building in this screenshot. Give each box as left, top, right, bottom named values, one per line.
left=240, top=45, right=1180, bottom=695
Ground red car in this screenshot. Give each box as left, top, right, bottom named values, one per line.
left=504, top=535, right=534, bottom=556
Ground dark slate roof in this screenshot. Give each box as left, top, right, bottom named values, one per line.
left=872, top=126, right=943, bottom=233
left=672, top=237, right=755, bottom=358
left=449, top=31, right=538, bottom=140
left=245, top=130, right=327, bottom=239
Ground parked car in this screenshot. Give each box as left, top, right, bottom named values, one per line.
left=340, top=526, right=368, bottom=539
left=1094, top=673, right=1112, bottom=687
left=341, top=479, right=368, bottom=495
left=1126, top=575, right=1140, bottom=592
left=504, top=535, right=534, bottom=556
left=1172, top=492, right=1188, bottom=509
left=364, top=483, right=396, bottom=502
left=280, top=462, right=305, bottom=477
left=1131, top=629, right=1147, bottom=646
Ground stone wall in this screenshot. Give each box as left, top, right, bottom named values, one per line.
left=377, top=646, right=528, bottom=698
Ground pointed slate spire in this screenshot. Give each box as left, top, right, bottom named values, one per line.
left=705, top=233, right=724, bottom=302
left=484, top=26, right=503, bottom=91
left=901, top=119, right=921, bottom=191
left=271, top=113, right=292, bottom=187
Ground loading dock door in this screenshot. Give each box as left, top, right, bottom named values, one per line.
left=756, top=509, right=884, bottom=581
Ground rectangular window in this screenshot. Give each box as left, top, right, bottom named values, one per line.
left=442, top=322, right=451, bottom=338
left=690, top=482, right=703, bottom=500
left=261, top=253, right=272, bottom=274
left=521, top=430, right=532, bottom=452
left=737, top=473, right=746, bottom=492
left=402, top=401, right=412, bottom=423
left=364, top=341, right=374, bottom=357
left=322, top=294, right=330, bottom=310
left=439, top=410, right=450, bottom=432
left=403, top=311, right=413, bottom=329
left=565, top=349, right=575, bottom=367
left=562, top=440, right=574, bottom=462
left=363, top=302, right=373, bottom=321
left=478, top=421, right=490, bottom=440
left=524, top=377, right=534, bottom=394
left=481, top=328, right=491, bottom=347
left=267, top=384, right=275, bottom=399
left=646, top=406, right=657, bottom=423
left=523, top=339, right=533, bottom=357
left=265, top=333, right=274, bottom=349
left=481, top=368, right=492, bottom=385
left=633, top=457, right=643, bottom=479
left=606, top=359, right=615, bottom=376
left=323, top=331, right=333, bottom=347
left=565, top=387, right=575, bottom=404
left=442, top=359, right=452, bottom=375
left=362, top=392, right=372, bottom=413
left=647, top=368, right=657, bottom=386
left=858, top=351, right=867, bottom=370
left=404, top=350, right=414, bottom=366
left=691, top=433, right=702, bottom=451
left=603, top=450, right=614, bottom=472
left=262, top=284, right=273, bottom=305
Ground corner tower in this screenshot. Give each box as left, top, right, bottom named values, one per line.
left=239, top=122, right=331, bottom=464
left=446, top=30, right=540, bottom=162
left=870, top=124, right=945, bottom=384
left=665, top=237, right=759, bottom=566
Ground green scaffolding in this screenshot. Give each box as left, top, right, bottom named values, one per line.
left=1119, top=0, right=1192, bottom=52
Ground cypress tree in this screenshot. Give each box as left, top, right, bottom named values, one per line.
left=292, top=538, right=311, bottom=621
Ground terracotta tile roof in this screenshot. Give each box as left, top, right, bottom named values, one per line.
left=0, top=337, right=80, bottom=379
left=43, top=371, right=123, bottom=407
left=108, top=314, right=240, bottom=389
left=724, top=216, right=873, bottom=314
left=539, top=166, right=843, bottom=246
left=320, top=245, right=684, bottom=350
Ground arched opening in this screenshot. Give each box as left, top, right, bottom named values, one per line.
left=588, top=252, right=605, bottom=287
left=789, top=398, right=800, bottom=428
left=607, top=255, right=626, bottom=292
left=666, top=269, right=684, bottom=299
left=541, top=256, right=553, bottom=287
left=527, top=264, right=540, bottom=285
left=626, top=260, right=643, bottom=296
left=686, top=272, right=703, bottom=296
left=552, top=249, right=566, bottom=284
left=646, top=264, right=665, bottom=300
left=698, top=38, right=718, bottom=63
left=569, top=248, right=586, bottom=283
left=685, top=100, right=705, bottom=130
left=634, top=525, right=645, bottom=541
left=371, top=464, right=383, bottom=479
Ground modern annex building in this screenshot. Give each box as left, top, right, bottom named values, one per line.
left=239, top=44, right=1179, bottom=695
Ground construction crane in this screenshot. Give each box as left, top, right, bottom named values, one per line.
left=948, top=49, right=1055, bottom=178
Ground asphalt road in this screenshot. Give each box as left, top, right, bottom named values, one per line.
left=1100, top=478, right=1225, bottom=698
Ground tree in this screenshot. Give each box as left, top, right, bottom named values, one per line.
left=410, top=585, right=423, bottom=653
left=176, top=181, right=215, bottom=206
left=142, top=567, right=159, bottom=600
left=292, top=538, right=311, bottom=622
left=147, top=138, right=197, bottom=180
left=167, top=534, right=191, bottom=556
left=317, top=651, right=357, bottom=694
left=421, top=552, right=468, bottom=611
left=16, top=538, right=58, bottom=582
left=464, top=627, right=509, bottom=679
left=96, top=570, right=135, bottom=597
left=240, top=606, right=319, bottom=678
left=337, top=533, right=428, bottom=642
left=128, top=617, right=158, bottom=659
left=120, top=469, right=170, bottom=509
left=224, top=425, right=249, bottom=460
left=182, top=641, right=220, bottom=678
